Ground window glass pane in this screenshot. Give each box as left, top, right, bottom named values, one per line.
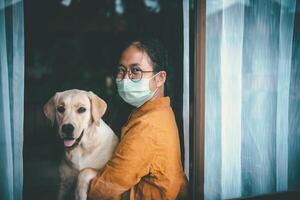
left=24, top=1, right=185, bottom=199
left=205, top=0, right=300, bottom=199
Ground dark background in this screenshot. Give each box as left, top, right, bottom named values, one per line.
left=23, top=0, right=184, bottom=199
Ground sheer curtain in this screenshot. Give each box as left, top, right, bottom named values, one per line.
left=182, top=0, right=189, bottom=179
left=0, top=0, right=24, bottom=200
left=205, top=0, right=300, bottom=199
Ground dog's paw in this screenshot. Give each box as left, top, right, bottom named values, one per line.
left=75, top=168, right=98, bottom=200
left=75, top=187, right=87, bottom=200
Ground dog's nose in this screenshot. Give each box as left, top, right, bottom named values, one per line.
left=62, top=124, right=74, bottom=136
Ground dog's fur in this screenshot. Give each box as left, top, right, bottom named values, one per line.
left=44, top=89, right=118, bottom=200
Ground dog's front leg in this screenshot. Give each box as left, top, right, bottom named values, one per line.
left=57, top=176, right=75, bottom=200
left=58, top=161, right=78, bottom=200
left=75, top=168, right=98, bottom=200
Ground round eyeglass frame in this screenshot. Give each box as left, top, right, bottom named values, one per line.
left=115, top=65, right=155, bottom=82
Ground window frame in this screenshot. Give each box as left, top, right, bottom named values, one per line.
left=189, top=0, right=206, bottom=199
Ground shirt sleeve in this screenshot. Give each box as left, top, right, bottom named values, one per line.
left=88, top=121, right=156, bottom=200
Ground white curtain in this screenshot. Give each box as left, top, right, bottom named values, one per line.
left=182, top=0, right=189, bottom=179
left=205, top=0, right=299, bottom=199
left=0, top=0, right=24, bottom=199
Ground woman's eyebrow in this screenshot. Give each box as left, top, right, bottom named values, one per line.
left=128, top=63, right=140, bottom=67
left=118, top=64, right=126, bottom=67
left=119, top=63, right=140, bottom=68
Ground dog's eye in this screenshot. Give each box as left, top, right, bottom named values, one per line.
left=78, top=107, right=86, bottom=113
left=57, top=106, right=65, bottom=113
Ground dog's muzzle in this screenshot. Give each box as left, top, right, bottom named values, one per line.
left=63, top=130, right=84, bottom=151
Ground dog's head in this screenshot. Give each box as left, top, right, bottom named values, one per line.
left=43, top=89, right=107, bottom=149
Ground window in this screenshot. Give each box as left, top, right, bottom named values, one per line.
left=24, top=1, right=186, bottom=199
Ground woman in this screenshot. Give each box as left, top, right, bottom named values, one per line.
left=88, top=38, right=187, bottom=200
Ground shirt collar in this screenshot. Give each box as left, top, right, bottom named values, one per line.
left=129, top=96, right=171, bottom=119
left=139, top=96, right=170, bottom=112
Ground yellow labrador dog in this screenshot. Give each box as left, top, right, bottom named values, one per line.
left=44, top=89, right=118, bottom=200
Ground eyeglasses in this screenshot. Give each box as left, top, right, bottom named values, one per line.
left=115, top=64, right=154, bottom=82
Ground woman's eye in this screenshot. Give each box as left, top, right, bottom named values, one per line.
left=57, top=106, right=65, bottom=113
left=78, top=107, right=86, bottom=113
left=117, top=67, right=126, bottom=74
left=131, top=67, right=141, bottom=74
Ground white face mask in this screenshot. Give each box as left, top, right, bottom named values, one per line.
left=116, top=73, right=160, bottom=107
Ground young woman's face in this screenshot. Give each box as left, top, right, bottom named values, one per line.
left=119, top=45, right=158, bottom=91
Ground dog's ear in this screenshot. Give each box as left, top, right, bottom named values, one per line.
left=43, top=93, right=58, bottom=126
left=88, top=91, right=107, bottom=125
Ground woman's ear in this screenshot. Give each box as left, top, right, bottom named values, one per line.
left=155, top=71, right=167, bottom=87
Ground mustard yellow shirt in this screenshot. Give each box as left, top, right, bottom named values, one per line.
left=88, top=97, right=187, bottom=200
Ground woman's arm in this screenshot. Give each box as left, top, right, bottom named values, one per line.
left=88, top=122, right=156, bottom=200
